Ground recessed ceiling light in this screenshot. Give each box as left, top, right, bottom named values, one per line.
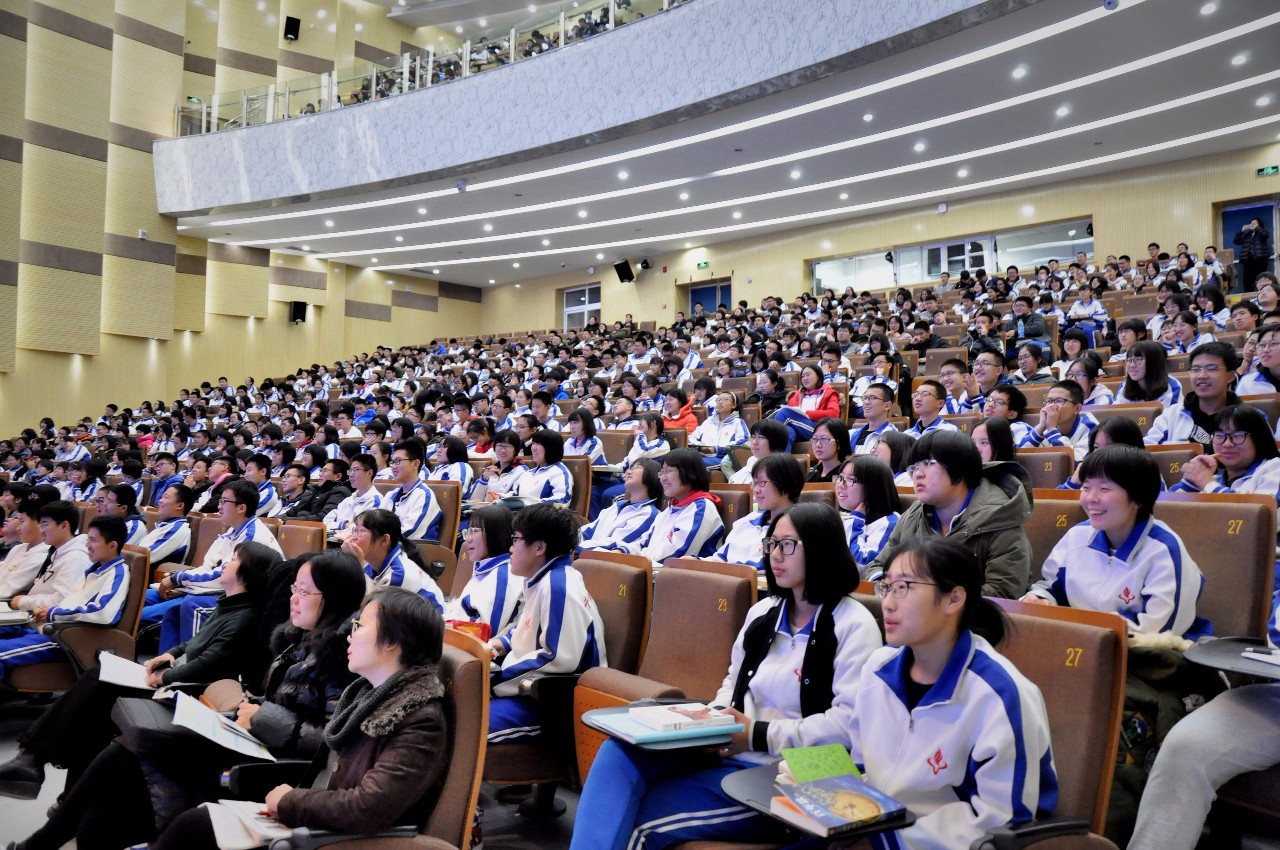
left=370, top=257, right=378, bottom=263
left=541, top=239, right=551, bottom=246
left=301, top=244, right=310, bottom=250
left=839, top=192, right=849, bottom=200
left=913, top=141, right=926, bottom=153
left=488, top=279, right=495, bottom=284
left=394, top=235, right=403, bottom=242
left=1011, top=65, right=1027, bottom=79
left=678, top=192, right=689, bottom=201
left=454, top=25, right=463, bottom=33
left=324, top=219, right=334, bottom=227
left=577, top=210, right=588, bottom=218
left=1258, top=95, right=1274, bottom=107
left=684, top=242, right=693, bottom=248
left=1231, top=52, right=1249, bottom=66
left=596, top=253, right=604, bottom=260
left=514, top=283, right=521, bottom=288
left=862, top=113, right=873, bottom=122
left=528, top=4, right=536, bottom=11
left=1200, top=2, right=1217, bottom=14
left=617, top=170, right=628, bottom=180
left=417, top=207, right=427, bottom=215
left=432, top=268, right=440, bottom=273
left=483, top=224, right=493, bottom=232
left=732, top=211, right=742, bottom=219
left=1055, top=104, right=1070, bottom=117
left=478, top=18, right=487, bottom=26
left=512, top=262, right=520, bottom=268
left=789, top=169, right=802, bottom=179
left=956, top=167, right=969, bottom=178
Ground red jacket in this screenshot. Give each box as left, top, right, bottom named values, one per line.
left=663, top=401, right=700, bottom=434
left=786, top=385, right=841, bottom=421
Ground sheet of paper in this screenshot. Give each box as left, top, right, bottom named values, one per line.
left=203, top=800, right=291, bottom=850
left=0, top=609, right=30, bottom=626
left=98, top=652, right=156, bottom=690
left=172, top=692, right=276, bottom=761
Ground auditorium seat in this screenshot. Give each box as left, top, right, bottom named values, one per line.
left=1015, top=447, right=1076, bottom=489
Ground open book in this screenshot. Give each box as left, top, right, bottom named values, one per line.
left=202, top=799, right=292, bottom=850
left=172, top=692, right=275, bottom=761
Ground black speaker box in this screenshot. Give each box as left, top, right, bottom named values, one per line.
left=614, top=259, right=635, bottom=283
left=283, top=16, right=301, bottom=41
left=289, top=300, right=307, bottom=323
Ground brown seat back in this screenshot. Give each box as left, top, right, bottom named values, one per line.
left=665, top=427, right=689, bottom=448
left=559, top=457, right=592, bottom=521
left=425, top=479, right=462, bottom=544
left=1090, top=402, right=1163, bottom=432
left=426, top=631, right=489, bottom=849
left=1014, top=447, right=1075, bottom=489
left=1145, top=442, right=1203, bottom=487
left=923, top=347, right=967, bottom=375
left=575, top=558, right=651, bottom=676
left=710, top=485, right=751, bottom=530
left=417, top=541, right=459, bottom=593
left=638, top=561, right=755, bottom=701
left=1025, top=492, right=1087, bottom=577
left=598, top=430, right=635, bottom=464
left=798, top=483, right=836, bottom=508
left=1154, top=492, right=1275, bottom=637
left=993, top=601, right=1127, bottom=835
left=278, top=521, right=324, bottom=560
left=118, top=544, right=153, bottom=637
left=190, top=514, right=226, bottom=567
left=451, top=553, right=475, bottom=599
left=140, top=507, right=159, bottom=531
left=939, top=413, right=980, bottom=434
left=1238, top=391, right=1280, bottom=427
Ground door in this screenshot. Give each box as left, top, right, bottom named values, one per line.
left=1221, top=202, right=1276, bottom=292
left=689, top=282, right=732, bottom=316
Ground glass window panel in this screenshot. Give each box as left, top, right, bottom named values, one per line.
left=926, top=248, right=942, bottom=278
left=994, top=218, right=1093, bottom=272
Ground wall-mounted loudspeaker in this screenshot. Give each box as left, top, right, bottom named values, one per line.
left=614, top=259, right=635, bottom=283
left=283, top=16, right=301, bottom=41
left=289, top=300, right=307, bottom=323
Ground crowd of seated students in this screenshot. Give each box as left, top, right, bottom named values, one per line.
left=0, top=241, right=1276, bottom=847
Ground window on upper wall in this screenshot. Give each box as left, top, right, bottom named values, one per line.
left=812, top=252, right=896, bottom=294
left=562, top=284, right=601, bottom=329
left=994, top=218, right=1095, bottom=273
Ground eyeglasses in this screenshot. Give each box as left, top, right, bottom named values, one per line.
left=1258, top=342, right=1280, bottom=351
left=511, top=534, right=527, bottom=545
left=1065, top=372, right=1089, bottom=382
left=906, top=458, right=941, bottom=477
left=833, top=475, right=859, bottom=487
left=985, top=398, right=1009, bottom=409
left=761, top=537, right=801, bottom=556
left=912, top=391, right=942, bottom=400
left=290, top=583, right=320, bottom=598
left=461, top=527, right=482, bottom=538
left=1189, top=365, right=1223, bottom=376
left=874, top=578, right=939, bottom=599
left=219, top=497, right=239, bottom=506
left=937, top=370, right=962, bottom=379
left=1043, top=396, right=1073, bottom=406
left=1213, top=430, right=1249, bottom=446
left=390, top=457, right=411, bottom=466
left=811, top=437, right=834, bottom=446
left=350, top=617, right=366, bottom=633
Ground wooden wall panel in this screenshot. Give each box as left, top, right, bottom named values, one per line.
left=207, top=259, right=270, bottom=317
left=268, top=252, right=330, bottom=305
left=100, top=255, right=174, bottom=339
left=215, top=0, right=279, bottom=96
left=0, top=286, right=16, bottom=373
left=19, top=147, right=107, bottom=254
left=104, top=143, right=175, bottom=243
left=173, top=234, right=207, bottom=331
left=24, top=28, right=111, bottom=139
left=16, top=265, right=101, bottom=354
left=109, top=39, right=184, bottom=136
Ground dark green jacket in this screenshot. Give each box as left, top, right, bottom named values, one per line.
left=866, top=460, right=1034, bottom=599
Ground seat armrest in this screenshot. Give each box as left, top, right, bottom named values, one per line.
left=44, top=623, right=131, bottom=673
left=970, top=818, right=1092, bottom=850
left=226, top=760, right=310, bottom=799
left=578, top=667, right=686, bottom=702
left=268, top=825, right=435, bottom=850
left=517, top=673, right=580, bottom=702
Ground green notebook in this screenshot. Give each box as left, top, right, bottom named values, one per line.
left=779, top=743, right=861, bottom=783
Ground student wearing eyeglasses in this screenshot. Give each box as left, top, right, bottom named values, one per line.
left=1236, top=322, right=1280, bottom=396
left=865, top=431, right=1033, bottom=598
left=570, top=503, right=883, bottom=850
left=1143, top=342, right=1241, bottom=454
left=905, top=380, right=960, bottom=440
left=1019, top=380, right=1098, bottom=463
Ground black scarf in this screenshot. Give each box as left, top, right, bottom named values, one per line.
left=324, top=664, right=444, bottom=751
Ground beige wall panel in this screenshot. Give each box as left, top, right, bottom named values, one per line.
left=24, top=29, right=110, bottom=139
left=185, top=0, right=219, bottom=57
left=215, top=0, right=279, bottom=97
left=344, top=265, right=392, bottom=305
left=19, top=146, right=106, bottom=254
left=109, top=40, right=184, bottom=135
left=64, top=0, right=115, bottom=28
left=100, top=254, right=174, bottom=339
left=269, top=251, right=331, bottom=304
left=15, top=264, right=100, bottom=355
left=215, top=65, right=275, bottom=95
left=183, top=69, right=215, bottom=101
left=481, top=143, right=1280, bottom=333
left=177, top=234, right=208, bottom=258
left=270, top=283, right=327, bottom=305
left=173, top=271, right=207, bottom=331
left=0, top=286, right=15, bottom=373
left=0, top=29, right=25, bottom=140
left=117, top=0, right=185, bottom=32
left=343, top=299, right=479, bottom=353
left=206, top=258, right=269, bottom=317
left=0, top=160, right=19, bottom=260
left=104, top=144, right=175, bottom=242
left=279, top=0, right=336, bottom=72
left=333, top=0, right=434, bottom=69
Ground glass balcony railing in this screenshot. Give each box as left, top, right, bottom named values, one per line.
left=174, top=0, right=688, bottom=135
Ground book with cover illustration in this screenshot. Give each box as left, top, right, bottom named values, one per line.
left=627, top=702, right=736, bottom=732
left=769, top=773, right=907, bottom=837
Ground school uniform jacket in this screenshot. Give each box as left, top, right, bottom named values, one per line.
left=173, top=517, right=284, bottom=594
left=1029, top=517, right=1203, bottom=636
left=1018, top=412, right=1098, bottom=462
left=0, top=541, right=52, bottom=598
left=1116, top=377, right=1183, bottom=408
left=513, top=462, right=573, bottom=506
left=849, top=631, right=1056, bottom=850
left=637, top=494, right=725, bottom=565
left=13, top=535, right=92, bottom=611
left=842, top=510, right=901, bottom=572
left=622, top=435, right=669, bottom=470
left=444, top=553, right=522, bottom=638
left=905, top=416, right=960, bottom=440
left=470, top=463, right=527, bottom=501
left=69, top=481, right=100, bottom=503
left=708, top=509, right=771, bottom=571
left=689, top=413, right=750, bottom=457
left=137, top=517, right=191, bottom=568
left=492, top=554, right=607, bottom=697
left=564, top=436, right=605, bottom=466
left=578, top=498, right=661, bottom=553
left=386, top=481, right=443, bottom=541
left=324, top=487, right=386, bottom=531
left=712, top=596, right=882, bottom=755
left=46, top=556, right=129, bottom=625
left=149, top=473, right=184, bottom=507
left=1236, top=367, right=1280, bottom=398
left=1143, top=392, right=1239, bottom=447
left=366, top=544, right=444, bottom=611
left=428, top=460, right=474, bottom=497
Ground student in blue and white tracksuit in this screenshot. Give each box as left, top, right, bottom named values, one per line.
left=688, top=394, right=750, bottom=467
left=324, top=455, right=386, bottom=532
left=570, top=503, right=883, bottom=850
left=511, top=430, right=574, bottom=507
left=564, top=411, right=607, bottom=467
left=245, top=456, right=280, bottom=517
left=137, top=484, right=194, bottom=570
left=0, top=514, right=130, bottom=679
left=1023, top=445, right=1205, bottom=638
left=5, top=502, right=91, bottom=625
left=592, top=415, right=670, bottom=518
left=1168, top=403, right=1280, bottom=590
left=906, top=382, right=960, bottom=440
left=385, top=442, right=443, bottom=542
left=838, top=536, right=1056, bottom=850
left=634, top=450, right=725, bottom=567
left=707, top=454, right=802, bottom=572
left=1017, top=381, right=1098, bottom=462
left=1143, top=342, right=1242, bottom=452
left=469, top=431, right=528, bottom=503
left=344, top=508, right=444, bottom=611
left=489, top=504, right=607, bottom=744
left=428, top=436, right=475, bottom=498
left=446, top=504, right=524, bottom=639
left=580, top=460, right=663, bottom=554
left=835, top=455, right=903, bottom=577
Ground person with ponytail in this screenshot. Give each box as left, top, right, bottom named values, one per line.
left=843, top=537, right=1056, bottom=850
left=570, top=503, right=883, bottom=850
left=343, top=508, right=444, bottom=611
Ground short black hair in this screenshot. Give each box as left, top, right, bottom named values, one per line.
left=749, top=419, right=789, bottom=451
left=362, top=586, right=444, bottom=667
left=106, top=483, right=138, bottom=512
left=470, top=504, right=515, bottom=559
left=910, top=430, right=982, bottom=490
left=1051, top=380, right=1084, bottom=406
left=224, top=478, right=260, bottom=515
left=1078, top=445, right=1161, bottom=520
left=989, top=384, right=1028, bottom=417
left=393, top=439, right=425, bottom=466
left=529, top=429, right=564, bottom=464
left=751, top=453, right=804, bottom=502
left=843, top=455, right=901, bottom=524
left=88, top=515, right=127, bottom=553
left=513, top=502, right=581, bottom=560
left=245, top=453, right=272, bottom=475
left=812, top=417, right=852, bottom=461
left=661, top=448, right=711, bottom=491
left=762, top=503, right=857, bottom=606
left=1188, top=340, right=1240, bottom=372
left=167, top=483, right=196, bottom=514
left=1214, top=404, right=1279, bottom=461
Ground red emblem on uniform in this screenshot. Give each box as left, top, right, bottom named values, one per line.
left=928, top=748, right=948, bottom=775
left=1118, top=586, right=1136, bottom=605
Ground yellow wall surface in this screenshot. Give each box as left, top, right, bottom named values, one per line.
left=480, top=142, right=1280, bottom=334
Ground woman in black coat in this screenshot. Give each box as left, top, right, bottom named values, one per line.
left=1234, top=217, right=1272, bottom=292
